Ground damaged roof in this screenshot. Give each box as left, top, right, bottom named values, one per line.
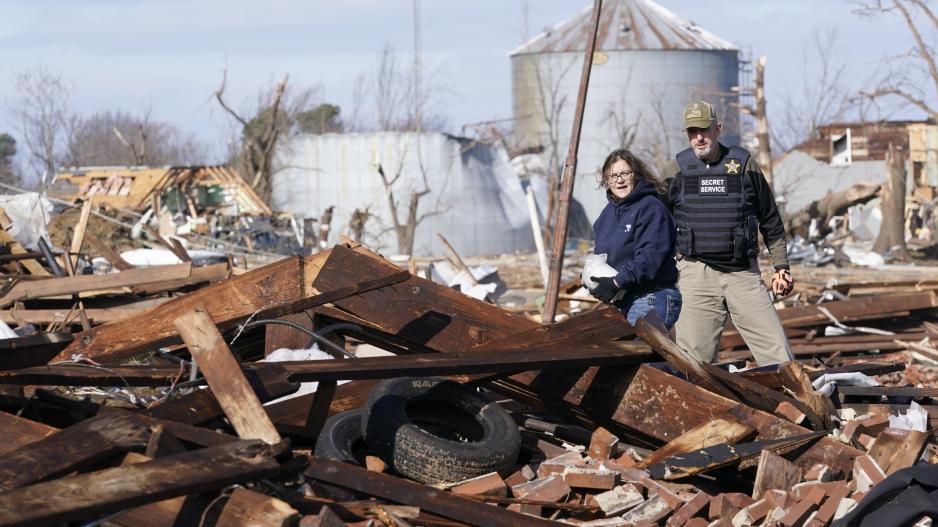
left=511, top=0, right=737, bottom=55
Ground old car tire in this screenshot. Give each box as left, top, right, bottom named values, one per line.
left=313, top=408, right=370, bottom=500
left=314, top=408, right=368, bottom=464
left=362, top=377, right=521, bottom=485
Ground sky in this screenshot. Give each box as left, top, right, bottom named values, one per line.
left=0, top=0, right=926, bottom=168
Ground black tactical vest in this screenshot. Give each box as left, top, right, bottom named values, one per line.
left=672, top=146, right=758, bottom=260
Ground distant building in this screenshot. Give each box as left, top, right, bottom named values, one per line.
left=511, top=0, right=741, bottom=221
left=51, top=166, right=271, bottom=216
left=272, top=132, right=535, bottom=257
left=774, top=120, right=938, bottom=214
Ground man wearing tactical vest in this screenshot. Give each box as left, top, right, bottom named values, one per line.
left=662, top=100, right=795, bottom=366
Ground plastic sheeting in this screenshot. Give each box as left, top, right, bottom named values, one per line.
left=0, top=193, right=53, bottom=250
left=271, top=132, right=536, bottom=257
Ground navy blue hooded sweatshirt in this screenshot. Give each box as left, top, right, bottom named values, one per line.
left=592, top=179, right=678, bottom=296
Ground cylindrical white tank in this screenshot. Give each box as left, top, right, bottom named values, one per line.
left=511, top=0, right=741, bottom=223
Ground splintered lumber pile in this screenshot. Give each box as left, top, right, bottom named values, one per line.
left=0, top=242, right=934, bottom=526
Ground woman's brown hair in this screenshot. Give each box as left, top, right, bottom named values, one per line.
left=598, top=148, right=666, bottom=195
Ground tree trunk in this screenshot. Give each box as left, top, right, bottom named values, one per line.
left=785, top=182, right=881, bottom=239
left=873, top=143, right=909, bottom=259
left=753, top=56, right=773, bottom=191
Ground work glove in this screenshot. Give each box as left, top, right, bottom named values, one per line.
left=589, top=276, right=620, bottom=303
left=772, top=268, right=794, bottom=297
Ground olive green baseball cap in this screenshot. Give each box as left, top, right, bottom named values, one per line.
left=682, top=100, right=717, bottom=129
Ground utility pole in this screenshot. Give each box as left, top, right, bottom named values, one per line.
left=413, top=0, right=422, bottom=134
left=541, top=0, right=603, bottom=323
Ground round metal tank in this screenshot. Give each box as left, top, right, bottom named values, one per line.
left=511, top=1, right=741, bottom=224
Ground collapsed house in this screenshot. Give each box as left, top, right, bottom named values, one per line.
left=776, top=120, right=938, bottom=243
left=50, top=165, right=307, bottom=256
left=0, top=226, right=935, bottom=525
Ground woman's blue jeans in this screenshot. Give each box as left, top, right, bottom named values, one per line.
left=617, top=287, right=682, bottom=328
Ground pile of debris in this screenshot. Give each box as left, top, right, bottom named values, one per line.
left=50, top=165, right=315, bottom=259
left=0, top=235, right=935, bottom=525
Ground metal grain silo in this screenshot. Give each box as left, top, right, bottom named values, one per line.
left=511, top=0, right=740, bottom=223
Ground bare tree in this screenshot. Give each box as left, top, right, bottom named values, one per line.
left=375, top=140, right=447, bottom=254
left=214, top=70, right=320, bottom=202
left=344, top=72, right=369, bottom=133
left=774, top=28, right=851, bottom=152
left=873, top=143, right=910, bottom=259
left=366, top=43, right=450, bottom=133
left=63, top=108, right=207, bottom=167
left=7, top=65, right=73, bottom=186
left=855, top=0, right=938, bottom=122
left=601, top=72, right=642, bottom=155
left=374, top=44, right=408, bottom=131
left=530, top=57, right=576, bottom=244
left=639, top=85, right=677, bottom=175
left=347, top=206, right=372, bottom=242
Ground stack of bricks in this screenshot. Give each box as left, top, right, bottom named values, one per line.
left=439, top=420, right=937, bottom=526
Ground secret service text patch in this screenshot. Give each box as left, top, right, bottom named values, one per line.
left=699, top=176, right=728, bottom=196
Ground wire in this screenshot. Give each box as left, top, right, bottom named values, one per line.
left=237, top=319, right=359, bottom=359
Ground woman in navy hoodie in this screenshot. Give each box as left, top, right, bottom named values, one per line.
left=590, top=149, right=682, bottom=327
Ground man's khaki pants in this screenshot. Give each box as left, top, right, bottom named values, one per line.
left=674, top=258, right=793, bottom=366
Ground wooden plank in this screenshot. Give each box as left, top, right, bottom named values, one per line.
left=215, top=487, right=299, bottom=527
left=636, top=314, right=827, bottom=431
left=752, top=449, right=803, bottom=499
left=703, top=362, right=828, bottom=431
left=635, top=418, right=755, bottom=469
left=885, top=430, right=929, bottom=475
left=175, top=306, right=281, bottom=444
left=145, top=225, right=191, bottom=263
left=646, top=432, right=824, bottom=480
left=0, top=439, right=290, bottom=527
left=108, top=452, right=192, bottom=527
left=720, top=292, right=938, bottom=348
left=99, top=407, right=238, bottom=448
left=776, top=361, right=836, bottom=430
left=68, top=199, right=94, bottom=270
left=305, top=380, right=337, bottom=438
left=0, top=332, right=73, bottom=370
left=836, top=386, right=938, bottom=398
left=633, top=314, right=736, bottom=399
left=0, top=208, right=49, bottom=276
left=1, top=340, right=652, bottom=387
left=129, top=261, right=230, bottom=295
left=0, top=411, right=58, bottom=456
left=312, top=249, right=537, bottom=352
left=868, top=429, right=908, bottom=470
left=740, top=362, right=905, bottom=389
left=613, top=364, right=862, bottom=474
left=168, top=237, right=192, bottom=263
left=84, top=231, right=135, bottom=270
left=305, top=458, right=560, bottom=527
left=0, top=413, right=151, bottom=492
left=0, top=305, right=153, bottom=325
left=56, top=245, right=409, bottom=363
left=0, top=262, right=193, bottom=308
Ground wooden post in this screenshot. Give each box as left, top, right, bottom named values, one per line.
left=873, top=143, right=909, bottom=260
left=741, top=56, right=773, bottom=191
left=526, top=186, right=549, bottom=288
left=542, top=0, right=603, bottom=323
left=174, top=306, right=282, bottom=444
left=66, top=200, right=95, bottom=331
left=437, top=232, right=478, bottom=285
